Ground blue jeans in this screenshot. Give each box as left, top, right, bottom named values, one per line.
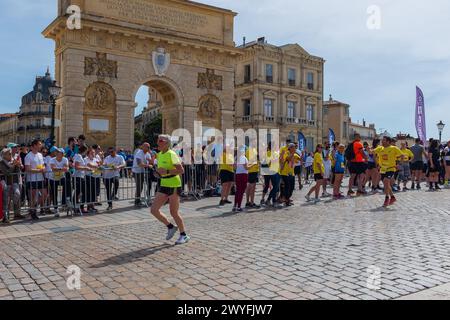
left=267, top=174, right=281, bottom=204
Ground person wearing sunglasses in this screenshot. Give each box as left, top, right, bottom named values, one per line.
left=150, top=135, right=190, bottom=245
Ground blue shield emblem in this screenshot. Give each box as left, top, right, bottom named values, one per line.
left=152, top=48, right=170, bottom=77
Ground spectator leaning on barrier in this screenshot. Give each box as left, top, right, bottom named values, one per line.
left=133, top=142, right=152, bottom=207
left=48, top=147, right=69, bottom=217
left=92, top=144, right=104, bottom=205
left=0, top=148, right=23, bottom=223
left=84, top=147, right=101, bottom=214
left=73, top=144, right=92, bottom=215
left=103, top=147, right=126, bottom=211
left=24, top=139, right=47, bottom=221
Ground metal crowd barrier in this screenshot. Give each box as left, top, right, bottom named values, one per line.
left=0, top=162, right=319, bottom=220
left=0, top=164, right=223, bottom=219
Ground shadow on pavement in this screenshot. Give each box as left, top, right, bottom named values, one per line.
left=90, top=244, right=175, bottom=268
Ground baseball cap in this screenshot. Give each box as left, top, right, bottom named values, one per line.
left=50, top=146, right=58, bottom=154
left=7, top=143, right=18, bottom=148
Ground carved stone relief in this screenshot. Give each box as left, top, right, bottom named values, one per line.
left=84, top=52, right=118, bottom=79
left=198, top=69, right=223, bottom=91
left=85, top=82, right=116, bottom=112
left=198, top=94, right=221, bottom=119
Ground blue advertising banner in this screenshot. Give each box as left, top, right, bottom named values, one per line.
left=298, top=132, right=306, bottom=151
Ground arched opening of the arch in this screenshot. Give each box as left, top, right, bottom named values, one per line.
left=134, top=79, right=180, bottom=147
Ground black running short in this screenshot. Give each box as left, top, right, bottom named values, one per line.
left=248, top=172, right=259, bottom=184
left=367, top=162, right=376, bottom=170
left=219, top=170, right=234, bottom=183
left=428, top=165, right=440, bottom=173
left=314, top=174, right=324, bottom=181
left=157, top=185, right=182, bottom=196
left=294, top=166, right=302, bottom=175
left=410, top=161, right=424, bottom=171
left=349, top=162, right=367, bottom=175
left=381, top=171, right=395, bottom=180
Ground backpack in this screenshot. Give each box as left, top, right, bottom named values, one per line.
left=345, top=142, right=355, bottom=161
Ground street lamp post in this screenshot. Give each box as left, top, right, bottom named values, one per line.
left=437, top=120, right=445, bottom=144
left=48, top=81, right=62, bottom=147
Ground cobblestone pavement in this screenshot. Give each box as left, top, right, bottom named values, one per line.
left=2, top=182, right=450, bottom=300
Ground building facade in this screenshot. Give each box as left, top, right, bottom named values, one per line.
left=134, top=87, right=162, bottom=132
left=43, top=0, right=239, bottom=149
left=324, top=95, right=377, bottom=145
left=323, top=95, right=351, bottom=145
left=0, top=114, right=19, bottom=146
left=17, top=69, right=54, bottom=145
left=234, top=38, right=325, bottom=151
left=349, top=119, right=377, bottom=143
left=396, top=133, right=416, bottom=147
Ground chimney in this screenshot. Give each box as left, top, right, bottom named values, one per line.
left=243, top=37, right=246, bottom=46
left=257, top=37, right=265, bottom=44
left=363, top=118, right=366, bottom=127
left=329, top=94, right=332, bottom=101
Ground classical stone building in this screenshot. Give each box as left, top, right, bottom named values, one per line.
left=234, top=38, right=325, bottom=151
left=0, top=114, right=19, bottom=146
left=349, top=119, right=377, bottom=143
left=16, top=69, right=55, bottom=145
left=134, top=87, right=162, bottom=132
left=43, top=0, right=240, bottom=149
left=395, top=133, right=416, bottom=147
left=323, top=95, right=351, bottom=145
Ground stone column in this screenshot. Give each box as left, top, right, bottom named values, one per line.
left=116, top=100, right=135, bottom=149
left=61, top=95, right=84, bottom=145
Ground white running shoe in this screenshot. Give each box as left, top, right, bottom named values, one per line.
left=305, top=195, right=311, bottom=202
left=166, top=226, right=178, bottom=241
left=176, top=235, right=191, bottom=245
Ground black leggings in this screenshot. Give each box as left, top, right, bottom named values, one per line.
left=282, top=175, right=295, bottom=200
left=74, top=177, right=86, bottom=208
left=104, top=177, right=120, bottom=206
left=263, top=175, right=272, bottom=194
left=85, top=176, right=98, bottom=204
left=49, top=178, right=69, bottom=209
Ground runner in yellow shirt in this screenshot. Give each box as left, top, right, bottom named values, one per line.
left=151, top=134, right=190, bottom=245
left=378, top=136, right=404, bottom=207
left=279, top=143, right=301, bottom=206
left=305, top=144, right=325, bottom=203
left=399, top=142, right=414, bottom=191
left=219, top=149, right=235, bottom=206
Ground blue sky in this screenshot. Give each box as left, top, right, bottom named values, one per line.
left=1, top=0, right=449, bottom=140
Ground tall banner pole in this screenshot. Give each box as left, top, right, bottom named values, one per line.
left=415, top=86, right=427, bottom=145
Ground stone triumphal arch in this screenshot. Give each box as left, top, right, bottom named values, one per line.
left=43, top=0, right=240, bottom=148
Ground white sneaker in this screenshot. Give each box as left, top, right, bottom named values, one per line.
left=54, top=210, right=60, bottom=218
left=175, top=235, right=191, bottom=245
left=305, top=195, right=311, bottom=202
left=166, top=226, right=178, bottom=241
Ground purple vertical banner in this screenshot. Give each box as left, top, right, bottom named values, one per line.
left=415, top=86, right=427, bottom=144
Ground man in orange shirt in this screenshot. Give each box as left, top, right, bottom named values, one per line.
left=348, top=133, right=368, bottom=196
